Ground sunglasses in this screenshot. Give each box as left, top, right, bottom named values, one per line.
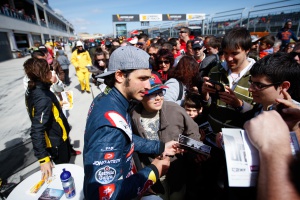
left=145, top=90, right=166, bottom=100
left=179, top=31, right=187, bottom=34
left=158, top=60, right=170, bottom=64
left=149, top=53, right=157, bottom=57
left=248, top=79, right=282, bottom=90
left=136, top=42, right=144, bottom=46
left=96, top=59, right=105, bottom=62
left=77, top=46, right=83, bottom=47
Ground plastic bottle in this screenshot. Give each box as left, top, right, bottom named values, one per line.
left=60, top=168, right=76, bottom=198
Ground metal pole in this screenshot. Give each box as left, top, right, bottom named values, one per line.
left=297, top=18, right=300, bottom=38
left=247, top=11, right=251, bottom=30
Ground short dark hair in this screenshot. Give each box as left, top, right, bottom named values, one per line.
left=184, top=92, right=202, bottom=109
left=24, top=58, right=50, bottom=89
left=31, top=50, right=45, bottom=58
left=250, top=52, right=300, bottom=101
left=222, top=27, right=252, bottom=51
left=259, top=35, right=275, bottom=46
left=104, top=69, right=135, bottom=88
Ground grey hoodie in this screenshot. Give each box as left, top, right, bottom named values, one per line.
left=56, top=50, right=70, bottom=70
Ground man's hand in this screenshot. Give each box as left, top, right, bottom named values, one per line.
left=151, top=157, right=170, bottom=177
left=163, top=141, right=183, bottom=157
left=244, top=111, right=290, bottom=152
left=219, top=86, right=242, bottom=108
left=40, top=161, right=54, bottom=181
left=201, top=77, right=216, bottom=101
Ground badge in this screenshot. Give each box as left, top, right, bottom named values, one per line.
left=95, top=166, right=116, bottom=184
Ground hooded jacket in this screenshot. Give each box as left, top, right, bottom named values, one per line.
left=56, top=50, right=70, bottom=70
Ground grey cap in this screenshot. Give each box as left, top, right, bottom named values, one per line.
left=97, top=46, right=150, bottom=78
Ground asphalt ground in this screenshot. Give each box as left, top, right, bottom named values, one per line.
left=0, top=46, right=101, bottom=184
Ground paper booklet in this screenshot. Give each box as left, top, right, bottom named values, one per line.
left=222, top=128, right=300, bottom=187
left=61, top=90, right=73, bottom=110
left=38, top=188, right=64, bottom=200
left=178, top=134, right=211, bottom=156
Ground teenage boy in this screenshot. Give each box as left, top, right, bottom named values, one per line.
left=245, top=52, right=300, bottom=117
left=131, top=74, right=203, bottom=199
left=201, top=27, right=256, bottom=132
left=200, top=27, right=256, bottom=199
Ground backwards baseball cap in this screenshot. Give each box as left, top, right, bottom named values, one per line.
left=127, top=37, right=138, bottom=45
left=144, top=73, right=168, bottom=95
left=192, top=38, right=204, bottom=49
left=38, top=45, right=48, bottom=53
left=97, top=46, right=150, bottom=78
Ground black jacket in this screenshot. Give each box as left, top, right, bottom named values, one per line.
left=25, top=82, right=70, bottom=160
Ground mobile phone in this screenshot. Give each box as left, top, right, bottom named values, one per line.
left=208, top=80, right=225, bottom=92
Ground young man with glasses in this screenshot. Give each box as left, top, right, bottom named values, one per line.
left=131, top=73, right=203, bottom=200
left=83, top=46, right=181, bottom=200
left=246, top=52, right=300, bottom=115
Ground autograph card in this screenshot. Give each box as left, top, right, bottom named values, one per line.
left=178, top=134, right=211, bottom=156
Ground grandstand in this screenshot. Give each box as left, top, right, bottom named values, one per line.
left=134, top=1, right=300, bottom=39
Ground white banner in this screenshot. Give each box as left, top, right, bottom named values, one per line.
left=139, top=14, right=162, bottom=21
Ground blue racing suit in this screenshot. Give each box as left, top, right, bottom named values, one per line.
left=84, top=87, right=165, bottom=200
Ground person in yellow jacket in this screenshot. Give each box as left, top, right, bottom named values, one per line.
left=71, top=41, right=92, bottom=93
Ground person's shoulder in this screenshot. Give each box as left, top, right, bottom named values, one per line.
left=165, top=78, right=178, bottom=85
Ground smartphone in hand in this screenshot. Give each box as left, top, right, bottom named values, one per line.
left=208, top=80, right=225, bottom=92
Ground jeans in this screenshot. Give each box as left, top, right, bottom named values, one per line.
left=63, top=69, right=70, bottom=84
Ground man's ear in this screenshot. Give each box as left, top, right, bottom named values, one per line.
left=281, top=81, right=290, bottom=91
left=115, top=70, right=125, bottom=83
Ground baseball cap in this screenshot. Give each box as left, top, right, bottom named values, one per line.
left=38, top=45, right=48, bottom=53
left=97, top=46, right=150, bottom=78
left=192, top=38, right=204, bottom=49
left=144, top=73, right=168, bottom=95
left=251, top=35, right=260, bottom=43
left=127, top=37, right=138, bottom=45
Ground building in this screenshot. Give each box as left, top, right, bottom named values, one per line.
left=0, top=0, right=75, bottom=62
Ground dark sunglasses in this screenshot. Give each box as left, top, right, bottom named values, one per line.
left=158, top=60, right=170, bottom=64
left=248, top=79, right=281, bottom=90
left=136, top=42, right=144, bottom=46
left=77, top=46, right=83, bottom=47
left=96, top=59, right=105, bottom=62
left=149, top=53, right=157, bottom=57
left=179, top=31, right=187, bottom=34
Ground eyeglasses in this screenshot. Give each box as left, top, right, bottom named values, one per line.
left=136, top=42, right=144, bottom=46
left=145, top=90, right=166, bottom=100
left=179, top=31, right=187, bottom=34
left=149, top=53, right=157, bottom=57
left=158, top=60, right=170, bottom=65
left=96, top=59, right=105, bottom=62
left=248, top=79, right=282, bottom=90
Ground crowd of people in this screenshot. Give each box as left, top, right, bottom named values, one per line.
left=21, top=22, right=300, bottom=200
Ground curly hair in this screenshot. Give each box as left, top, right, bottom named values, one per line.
left=23, top=58, right=50, bottom=89
left=168, top=56, right=200, bottom=89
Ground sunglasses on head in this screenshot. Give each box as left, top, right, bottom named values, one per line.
left=179, top=31, right=187, bottom=34
left=158, top=60, right=170, bottom=64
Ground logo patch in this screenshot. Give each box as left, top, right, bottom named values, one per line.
left=104, top=152, right=115, bottom=160
left=93, top=159, right=121, bottom=166
left=95, top=166, right=116, bottom=184
left=99, top=183, right=115, bottom=199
